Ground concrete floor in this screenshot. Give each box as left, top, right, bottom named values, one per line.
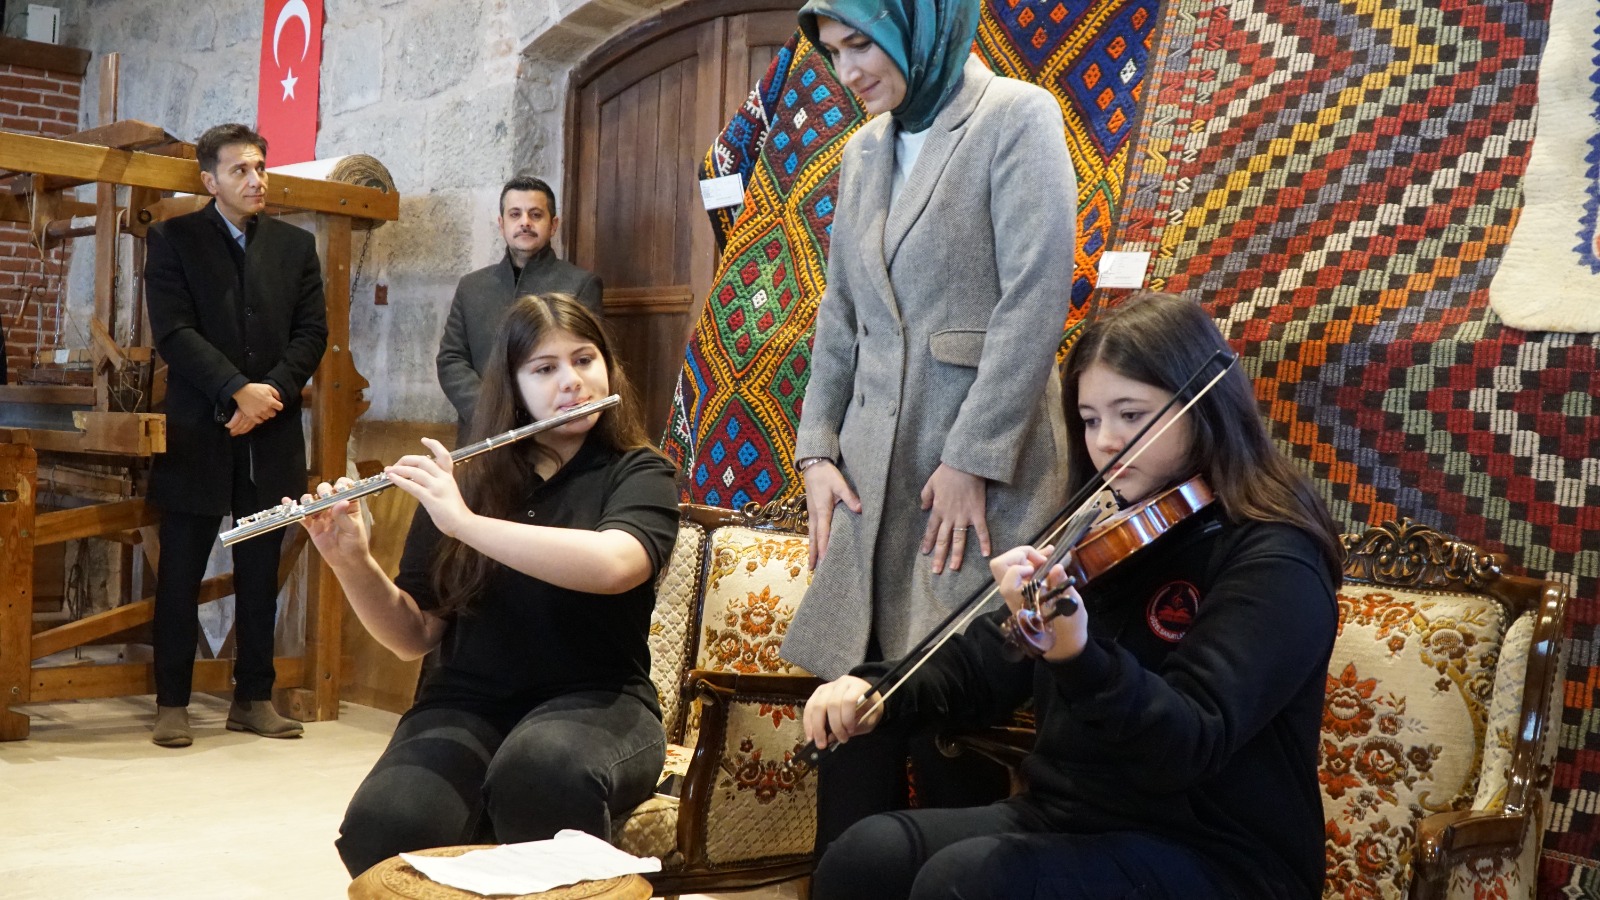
left=0, top=694, right=797, bottom=899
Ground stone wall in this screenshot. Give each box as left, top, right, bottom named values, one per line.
left=51, top=0, right=677, bottom=422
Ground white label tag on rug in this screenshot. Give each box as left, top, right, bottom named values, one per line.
left=699, top=174, right=744, bottom=210
left=1097, top=250, right=1151, bottom=289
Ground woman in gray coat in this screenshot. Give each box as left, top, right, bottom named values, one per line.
left=784, top=0, right=1078, bottom=847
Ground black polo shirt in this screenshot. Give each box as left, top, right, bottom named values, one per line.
left=396, top=437, right=679, bottom=722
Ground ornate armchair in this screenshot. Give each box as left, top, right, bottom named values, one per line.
left=612, top=501, right=823, bottom=897
left=941, top=519, right=1567, bottom=900
left=1323, top=519, right=1565, bottom=900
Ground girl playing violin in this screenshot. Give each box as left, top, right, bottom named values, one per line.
left=803, top=291, right=1343, bottom=899
left=298, top=293, right=679, bottom=877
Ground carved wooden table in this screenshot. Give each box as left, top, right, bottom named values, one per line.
left=347, top=845, right=653, bottom=900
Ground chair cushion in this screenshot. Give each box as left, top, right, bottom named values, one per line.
left=694, top=525, right=814, bottom=676
left=1321, top=587, right=1510, bottom=899
left=612, top=743, right=694, bottom=861
left=651, top=523, right=706, bottom=741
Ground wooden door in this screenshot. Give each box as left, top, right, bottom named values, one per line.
left=567, top=2, right=801, bottom=436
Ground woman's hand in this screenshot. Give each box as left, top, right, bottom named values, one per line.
left=920, top=463, right=990, bottom=574
left=803, top=460, right=861, bottom=570
left=803, top=675, right=884, bottom=750
left=296, top=478, right=371, bottom=570
left=990, top=544, right=1088, bottom=663
left=386, top=437, right=474, bottom=538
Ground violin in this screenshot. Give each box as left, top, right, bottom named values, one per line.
left=1001, top=475, right=1216, bottom=658
left=795, top=349, right=1239, bottom=765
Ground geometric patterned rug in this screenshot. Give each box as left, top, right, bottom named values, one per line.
left=661, top=33, right=862, bottom=510
left=1118, top=0, right=1600, bottom=890
left=664, top=1, right=1600, bottom=883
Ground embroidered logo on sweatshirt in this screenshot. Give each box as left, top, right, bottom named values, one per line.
left=1146, top=581, right=1200, bottom=642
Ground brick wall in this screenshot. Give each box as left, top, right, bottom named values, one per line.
left=1, top=60, right=82, bottom=385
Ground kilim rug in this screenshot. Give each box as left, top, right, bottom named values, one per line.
left=663, top=0, right=1158, bottom=509
left=661, top=33, right=864, bottom=510
left=1115, top=0, right=1600, bottom=892
left=1488, top=0, right=1600, bottom=332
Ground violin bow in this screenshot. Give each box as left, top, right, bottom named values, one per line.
left=798, top=348, right=1238, bottom=764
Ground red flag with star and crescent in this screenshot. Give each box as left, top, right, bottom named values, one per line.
left=256, top=0, right=323, bottom=164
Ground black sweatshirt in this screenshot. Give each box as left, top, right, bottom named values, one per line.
left=862, top=507, right=1337, bottom=898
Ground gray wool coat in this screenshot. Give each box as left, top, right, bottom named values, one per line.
left=781, top=56, right=1078, bottom=679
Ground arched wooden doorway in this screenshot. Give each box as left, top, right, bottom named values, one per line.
left=565, top=0, right=802, bottom=436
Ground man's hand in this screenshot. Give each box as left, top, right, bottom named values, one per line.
left=228, top=383, right=283, bottom=436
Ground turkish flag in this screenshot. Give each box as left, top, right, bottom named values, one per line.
left=256, top=0, right=323, bottom=165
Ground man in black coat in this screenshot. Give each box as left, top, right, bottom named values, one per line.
left=435, top=176, right=602, bottom=432
left=144, top=124, right=328, bottom=747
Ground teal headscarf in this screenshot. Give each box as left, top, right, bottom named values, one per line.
left=798, top=0, right=979, bottom=134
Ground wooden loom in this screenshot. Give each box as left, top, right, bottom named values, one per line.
left=0, top=56, right=399, bottom=740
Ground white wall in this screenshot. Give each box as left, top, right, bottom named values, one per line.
left=55, top=0, right=676, bottom=422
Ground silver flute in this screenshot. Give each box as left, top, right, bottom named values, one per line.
left=219, top=394, right=622, bottom=547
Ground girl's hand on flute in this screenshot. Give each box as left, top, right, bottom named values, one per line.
left=296, top=477, right=371, bottom=568
left=386, top=437, right=474, bottom=538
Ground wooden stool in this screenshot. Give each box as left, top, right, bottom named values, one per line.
left=348, top=845, right=653, bottom=900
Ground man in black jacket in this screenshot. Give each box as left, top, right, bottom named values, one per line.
left=435, top=176, right=602, bottom=432
left=144, top=124, right=328, bottom=747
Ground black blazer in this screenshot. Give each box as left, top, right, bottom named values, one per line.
left=145, top=202, right=328, bottom=515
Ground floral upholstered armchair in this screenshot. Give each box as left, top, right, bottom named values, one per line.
left=941, top=519, right=1567, bottom=900
left=612, top=501, right=823, bottom=897
left=1322, top=519, right=1565, bottom=900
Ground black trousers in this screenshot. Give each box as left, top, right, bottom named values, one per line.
left=815, top=714, right=1010, bottom=853
left=152, top=455, right=283, bottom=708
left=335, top=691, right=667, bottom=877
left=814, top=799, right=1243, bottom=900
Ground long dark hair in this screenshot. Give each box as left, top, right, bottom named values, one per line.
left=1062, top=291, right=1344, bottom=581
left=431, top=293, right=651, bottom=614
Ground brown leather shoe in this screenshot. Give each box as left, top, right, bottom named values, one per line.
left=152, top=705, right=192, bottom=748
left=226, top=699, right=304, bottom=738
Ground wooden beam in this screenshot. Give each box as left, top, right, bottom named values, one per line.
left=19, top=412, right=166, bottom=456
left=140, top=195, right=208, bottom=224
left=89, top=317, right=127, bottom=371
left=29, top=574, right=237, bottom=661
left=34, top=463, right=134, bottom=499
left=98, top=53, right=119, bottom=125
left=305, top=214, right=364, bottom=722
left=0, top=193, right=96, bottom=225
left=32, top=346, right=152, bottom=367
left=30, top=656, right=304, bottom=703
left=0, top=133, right=400, bottom=221
left=0, top=35, right=91, bottom=76
left=32, top=598, right=151, bottom=660
left=63, top=121, right=174, bottom=152
left=0, top=384, right=95, bottom=406
left=0, top=443, right=38, bottom=739
left=33, top=497, right=154, bottom=546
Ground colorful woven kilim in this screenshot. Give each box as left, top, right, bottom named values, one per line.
left=661, top=34, right=864, bottom=510
left=1115, top=0, right=1600, bottom=889
left=664, top=2, right=1156, bottom=508
left=977, top=0, right=1160, bottom=315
